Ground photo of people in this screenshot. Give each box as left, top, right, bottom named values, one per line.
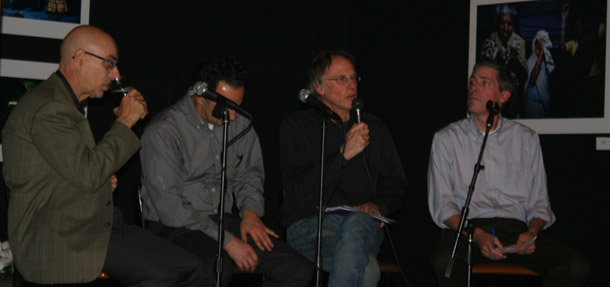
left=475, top=0, right=606, bottom=119
left=1, top=0, right=82, bottom=23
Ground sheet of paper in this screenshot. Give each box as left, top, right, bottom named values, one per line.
left=325, top=205, right=396, bottom=224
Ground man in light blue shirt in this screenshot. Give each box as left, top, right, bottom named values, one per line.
left=428, top=61, right=589, bottom=287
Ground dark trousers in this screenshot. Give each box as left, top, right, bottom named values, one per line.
left=146, top=214, right=313, bottom=287
left=103, top=208, right=205, bottom=287
left=430, top=218, right=590, bottom=287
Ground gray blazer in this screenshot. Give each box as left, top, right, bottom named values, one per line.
left=2, top=73, right=140, bottom=283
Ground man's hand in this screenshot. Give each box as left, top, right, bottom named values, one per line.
left=240, top=210, right=279, bottom=252
left=513, top=231, right=536, bottom=255
left=110, top=174, right=118, bottom=192
left=513, top=218, right=544, bottom=255
left=353, top=202, right=384, bottom=227
left=224, top=237, right=258, bottom=272
left=473, top=228, right=507, bottom=261
left=114, top=89, right=148, bottom=128
left=341, top=122, right=369, bottom=161
left=353, top=202, right=380, bottom=215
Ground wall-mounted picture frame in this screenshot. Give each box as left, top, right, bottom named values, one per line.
left=469, top=0, right=609, bottom=134
left=0, top=59, right=58, bottom=80
left=0, top=59, right=56, bottom=148
left=1, top=0, right=90, bottom=39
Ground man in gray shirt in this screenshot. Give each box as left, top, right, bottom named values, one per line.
left=428, top=61, right=589, bottom=287
left=139, top=55, right=312, bottom=287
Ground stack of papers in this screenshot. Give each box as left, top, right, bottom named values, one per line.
left=495, top=236, right=537, bottom=253
left=324, top=205, right=396, bottom=224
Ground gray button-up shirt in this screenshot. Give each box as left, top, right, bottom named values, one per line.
left=140, top=94, right=265, bottom=246
left=428, top=116, right=555, bottom=230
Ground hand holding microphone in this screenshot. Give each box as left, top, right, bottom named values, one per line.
left=341, top=98, right=369, bottom=160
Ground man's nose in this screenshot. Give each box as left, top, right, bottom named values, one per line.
left=109, top=66, right=120, bottom=79
left=347, top=79, right=357, bottom=89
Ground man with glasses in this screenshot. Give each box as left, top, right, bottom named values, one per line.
left=279, top=49, right=407, bottom=286
left=3, top=25, right=204, bottom=286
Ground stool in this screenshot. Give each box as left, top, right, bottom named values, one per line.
left=472, top=262, right=542, bottom=287
left=472, top=262, right=538, bottom=275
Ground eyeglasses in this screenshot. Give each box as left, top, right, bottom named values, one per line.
left=83, top=51, right=117, bottom=69
left=325, top=75, right=361, bottom=85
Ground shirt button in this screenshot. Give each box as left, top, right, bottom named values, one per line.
left=104, top=222, right=111, bottom=227
left=211, top=188, right=216, bottom=193
left=105, top=200, right=111, bottom=206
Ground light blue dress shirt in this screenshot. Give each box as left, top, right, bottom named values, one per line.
left=428, top=116, right=555, bottom=230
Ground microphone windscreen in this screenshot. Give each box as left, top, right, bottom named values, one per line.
left=188, top=81, right=208, bottom=97
left=486, top=100, right=499, bottom=114
left=352, top=98, right=364, bottom=110
left=299, top=89, right=310, bottom=103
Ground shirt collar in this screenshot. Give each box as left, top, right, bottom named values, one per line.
left=468, top=115, right=503, bottom=136
left=178, top=94, right=210, bottom=130
left=56, top=70, right=85, bottom=115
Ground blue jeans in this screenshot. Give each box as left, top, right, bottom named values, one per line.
left=287, top=213, right=384, bottom=287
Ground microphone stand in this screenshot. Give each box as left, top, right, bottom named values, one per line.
left=315, top=117, right=328, bottom=287
left=444, top=111, right=496, bottom=287
left=215, top=107, right=230, bottom=287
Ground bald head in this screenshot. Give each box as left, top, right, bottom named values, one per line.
left=60, top=25, right=117, bottom=65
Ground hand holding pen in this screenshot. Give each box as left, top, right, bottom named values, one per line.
left=473, top=227, right=506, bottom=261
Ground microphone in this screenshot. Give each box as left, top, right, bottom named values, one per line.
left=187, top=81, right=250, bottom=118
left=486, top=100, right=499, bottom=115
left=352, top=98, right=364, bottom=123
left=299, top=89, right=342, bottom=123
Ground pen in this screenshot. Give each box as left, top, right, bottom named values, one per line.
left=492, top=227, right=496, bottom=262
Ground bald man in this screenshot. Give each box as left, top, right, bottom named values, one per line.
left=2, top=25, right=204, bottom=286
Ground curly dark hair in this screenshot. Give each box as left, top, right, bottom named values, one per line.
left=194, top=54, right=247, bottom=91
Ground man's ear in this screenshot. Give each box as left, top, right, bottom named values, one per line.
left=193, top=95, right=207, bottom=106
left=72, top=49, right=85, bottom=69
left=314, top=82, right=324, bottom=96
left=499, top=90, right=511, bottom=104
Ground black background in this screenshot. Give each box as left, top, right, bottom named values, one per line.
left=1, top=1, right=609, bottom=286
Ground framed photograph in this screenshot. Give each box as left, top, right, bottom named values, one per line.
left=1, top=0, right=90, bottom=39
left=0, top=59, right=55, bottom=149
left=0, top=59, right=57, bottom=80
left=469, top=0, right=609, bottom=134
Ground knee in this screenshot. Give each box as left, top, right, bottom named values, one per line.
left=567, top=253, right=591, bottom=282
left=430, top=244, right=451, bottom=276
left=292, top=260, right=314, bottom=285
left=142, top=267, right=180, bottom=286
left=343, top=213, right=379, bottom=233
left=338, top=217, right=381, bottom=246
left=189, top=260, right=207, bottom=283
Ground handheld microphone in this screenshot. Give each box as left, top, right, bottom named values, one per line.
left=352, top=98, right=364, bottom=123
left=299, top=89, right=342, bottom=123
left=187, top=82, right=250, bottom=119
left=486, top=100, right=499, bottom=115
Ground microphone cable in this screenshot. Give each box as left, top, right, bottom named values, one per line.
left=226, top=112, right=253, bottom=148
